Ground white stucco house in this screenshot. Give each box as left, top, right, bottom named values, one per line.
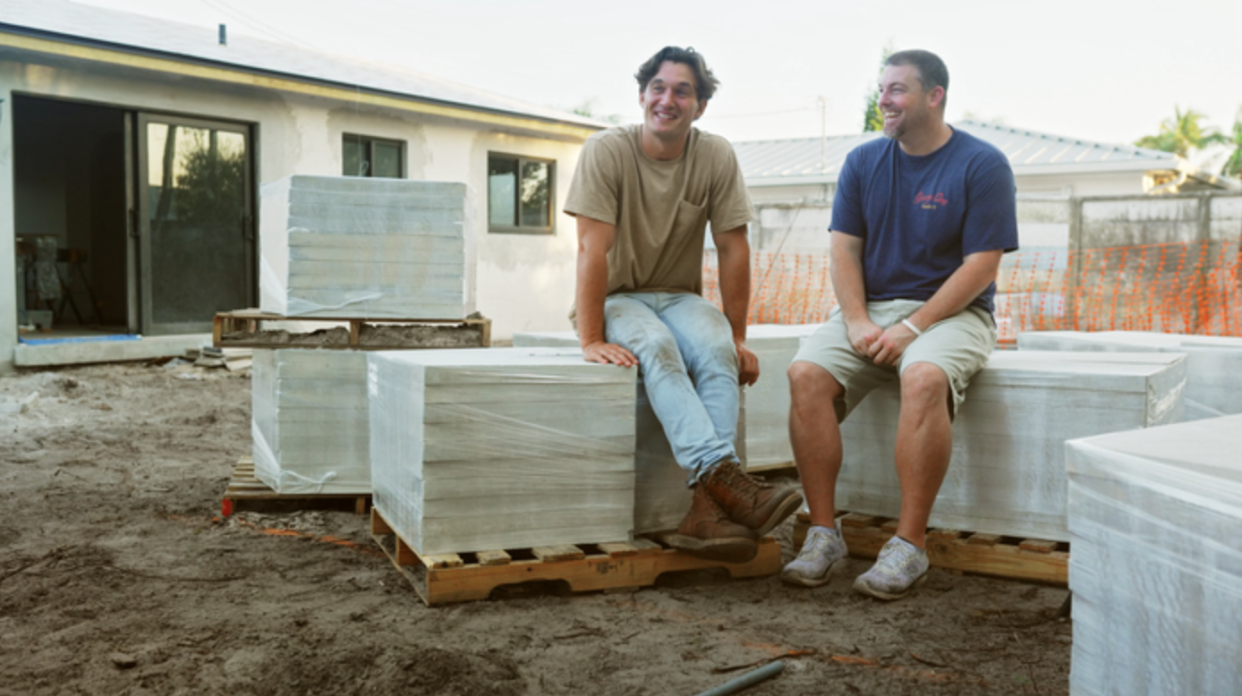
left=1, top=0, right=605, bottom=371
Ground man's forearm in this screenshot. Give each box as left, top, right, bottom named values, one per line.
left=829, top=234, right=869, bottom=323
left=904, top=250, right=1003, bottom=330
left=575, top=248, right=610, bottom=347
left=716, top=239, right=751, bottom=341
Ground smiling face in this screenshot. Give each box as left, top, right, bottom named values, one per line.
left=877, top=63, right=942, bottom=142
left=639, top=60, right=707, bottom=148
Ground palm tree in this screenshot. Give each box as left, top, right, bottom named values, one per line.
left=861, top=42, right=894, bottom=132
left=1219, top=109, right=1242, bottom=179
left=1135, top=106, right=1225, bottom=157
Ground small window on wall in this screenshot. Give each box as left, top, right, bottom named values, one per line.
left=343, top=134, right=404, bottom=178
left=488, top=153, right=554, bottom=234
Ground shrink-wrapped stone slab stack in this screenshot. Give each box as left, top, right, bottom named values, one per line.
left=744, top=324, right=819, bottom=470
left=511, top=331, right=751, bottom=533
left=835, top=351, right=1187, bottom=541
left=368, top=348, right=637, bottom=555
left=259, top=175, right=475, bottom=319
left=1017, top=330, right=1242, bottom=420
left=251, top=349, right=370, bottom=494
left=1065, top=415, right=1242, bottom=695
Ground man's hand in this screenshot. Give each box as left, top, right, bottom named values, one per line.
left=582, top=341, right=638, bottom=367
left=866, top=321, right=920, bottom=366
left=845, top=318, right=885, bottom=356
left=735, top=339, right=759, bottom=387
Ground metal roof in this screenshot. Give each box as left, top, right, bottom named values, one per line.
left=734, top=119, right=1184, bottom=186
left=0, top=0, right=604, bottom=131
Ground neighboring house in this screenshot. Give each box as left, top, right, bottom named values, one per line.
left=734, top=120, right=1241, bottom=252
left=0, top=0, right=605, bottom=372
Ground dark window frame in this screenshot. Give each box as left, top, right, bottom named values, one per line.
left=342, top=133, right=405, bottom=178
left=487, top=152, right=555, bottom=235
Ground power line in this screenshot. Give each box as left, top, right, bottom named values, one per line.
left=709, top=106, right=815, bottom=120
left=198, top=0, right=322, bottom=51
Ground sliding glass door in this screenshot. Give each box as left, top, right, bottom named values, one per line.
left=136, top=114, right=253, bottom=335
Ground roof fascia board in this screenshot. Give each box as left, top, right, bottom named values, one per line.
left=0, top=27, right=600, bottom=140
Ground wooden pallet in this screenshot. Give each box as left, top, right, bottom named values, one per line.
left=747, top=460, right=796, bottom=474
left=793, top=512, right=1069, bottom=586
left=371, top=507, right=783, bottom=605
left=213, top=309, right=490, bottom=350
left=221, top=457, right=370, bottom=517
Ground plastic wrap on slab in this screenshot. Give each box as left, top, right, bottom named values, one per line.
left=259, top=175, right=476, bottom=319
left=367, top=348, right=637, bottom=555
left=834, top=350, right=1187, bottom=541
left=1017, top=330, right=1242, bottom=420
left=1065, top=415, right=1242, bottom=695
left=743, top=324, right=821, bottom=469
left=251, top=348, right=371, bottom=494
left=512, top=332, right=750, bottom=533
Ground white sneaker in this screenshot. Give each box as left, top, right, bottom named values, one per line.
left=853, top=535, right=929, bottom=600
left=780, top=524, right=848, bottom=587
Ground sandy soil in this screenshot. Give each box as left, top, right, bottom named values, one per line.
left=0, top=360, right=1071, bottom=695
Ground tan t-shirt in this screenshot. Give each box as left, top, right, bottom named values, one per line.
left=564, top=124, right=754, bottom=297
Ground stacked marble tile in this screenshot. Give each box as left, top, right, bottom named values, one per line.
left=1017, top=330, right=1242, bottom=420
left=251, top=348, right=371, bottom=494
left=259, top=175, right=475, bottom=319
left=835, top=351, right=1187, bottom=541
left=744, top=324, right=820, bottom=469
left=512, top=331, right=750, bottom=532
left=1066, top=415, right=1242, bottom=695
left=367, top=348, right=637, bottom=555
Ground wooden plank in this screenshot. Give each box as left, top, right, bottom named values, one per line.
left=627, top=538, right=664, bottom=555
left=370, top=508, right=393, bottom=536
left=476, top=550, right=511, bottom=566
left=967, top=533, right=1002, bottom=546
left=926, top=534, right=1068, bottom=585
left=841, top=512, right=885, bottom=528
left=880, top=519, right=900, bottom=532
left=422, top=553, right=464, bottom=569
left=395, top=536, right=419, bottom=567
left=419, top=536, right=782, bottom=606
left=531, top=545, right=585, bottom=563
left=213, top=311, right=489, bottom=350
left=1019, top=539, right=1058, bottom=554
left=792, top=514, right=1068, bottom=586
left=598, top=542, right=640, bottom=558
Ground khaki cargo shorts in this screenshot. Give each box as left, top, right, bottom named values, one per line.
left=792, top=299, right=997, bottom=422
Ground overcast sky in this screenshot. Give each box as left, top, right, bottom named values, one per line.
left=75, top=0, right=1242, bottom=150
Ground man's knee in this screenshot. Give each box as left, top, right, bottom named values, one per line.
left=899, top=362, right=950, bottom=412
left=789, top=360, right=843, bottom=407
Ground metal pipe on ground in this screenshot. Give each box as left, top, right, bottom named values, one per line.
left=692, top=660, right=785, bottom=696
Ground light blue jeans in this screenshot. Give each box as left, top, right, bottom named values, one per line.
left=603, top=292, right=739, bottom=483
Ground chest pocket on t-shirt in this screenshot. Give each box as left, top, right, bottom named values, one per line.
left=674, top=199, right=708, bottom=237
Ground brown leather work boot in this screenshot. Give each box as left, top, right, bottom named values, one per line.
left=701, top=460, right=803, bottom=536
left=665, top=484, right=758, bottom=563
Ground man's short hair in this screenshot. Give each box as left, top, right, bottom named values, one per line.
left=886, top=49, right=949, bottom=109
left=635, top=46, right=720, bottom=102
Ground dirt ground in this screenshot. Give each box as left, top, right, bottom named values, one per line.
left=0, top=360, right=1071, bottom=695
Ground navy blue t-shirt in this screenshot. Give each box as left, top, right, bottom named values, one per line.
left=830, top=128, right=1019, bottom=314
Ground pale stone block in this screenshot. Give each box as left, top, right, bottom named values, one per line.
left=1066, top=415, right=1242, bottom=695
left=1017, top=330, right=1242, bottom=419
left=368, top=348, right=636, bottom=554
left=835, top=350, right=1187, bottom=541
left=251, top=348, right=371, bottom=494
left=260, top=175, right=475, bottom=319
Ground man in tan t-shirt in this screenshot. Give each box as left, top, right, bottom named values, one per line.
left=565, top=46, right=802, bottom=563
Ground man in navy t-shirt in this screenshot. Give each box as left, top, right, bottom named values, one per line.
left=781, top=49, right=1019, bottom=600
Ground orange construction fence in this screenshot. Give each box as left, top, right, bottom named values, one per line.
left=702, top=238, right=1242, bottom=343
